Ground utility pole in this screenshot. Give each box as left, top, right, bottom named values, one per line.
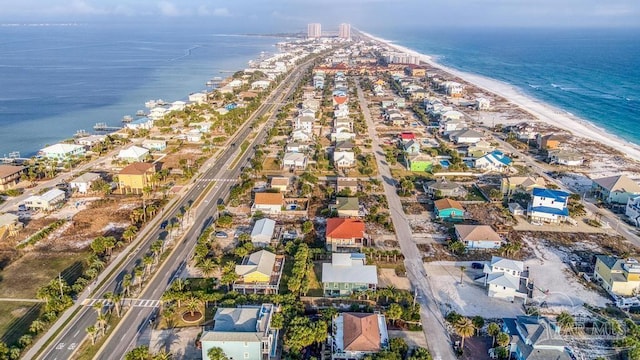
left=58, top=273, right=64, bottom=299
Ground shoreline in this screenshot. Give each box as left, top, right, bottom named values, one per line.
left=359, top=30, right=640, bottom=164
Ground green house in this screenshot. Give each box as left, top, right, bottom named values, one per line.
left=434, top=198, right=465, bottom=221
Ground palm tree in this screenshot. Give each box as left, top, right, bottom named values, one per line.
left=495, top=332, right=510, bottom=348
left=28, top=319, right=46, bottom=335
left=122, top=274, right=133, bottom=297
left=454, top=317, right=475, bottom=351
left=472, top=316, right=484, bottom=336
left=184, top=296, right=202, bottom=317
left=143, top=255, right=154, bottom=276
left=86, top=325, right=98, bottom=345
left=207, top=347, right=229, bottom=360
left=556, top=311, right=574, bottom=333
left=153, top=350, right=173, bottom=360
left=197, top=258, right=216, bottom=277
left=487, top=322, right=501, bottom=346
left=96, top=313, right=108, bottom=336
left=93, top=302, right=103, bottom=316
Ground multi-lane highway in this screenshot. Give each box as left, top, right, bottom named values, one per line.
left=35, top=58, right=313, bottom=360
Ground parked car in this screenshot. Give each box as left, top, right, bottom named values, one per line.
left=471, top=262, right=484, bottom=270
left=215, top=231, right=228, bottom=238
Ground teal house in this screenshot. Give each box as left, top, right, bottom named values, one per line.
left=434, top=198, right=465, bottom=221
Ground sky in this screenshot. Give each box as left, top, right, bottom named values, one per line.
left=0, top=0, right=638, bottom=29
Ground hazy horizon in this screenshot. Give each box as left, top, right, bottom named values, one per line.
left=0, top=0, right=638, bottom=30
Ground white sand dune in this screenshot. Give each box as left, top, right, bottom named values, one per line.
left=360, top=30, right=640, bottom=163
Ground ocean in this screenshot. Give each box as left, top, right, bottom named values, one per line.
left=368, top=26, right=640, bottom=145
left=0, top=23, right=277, bottom=157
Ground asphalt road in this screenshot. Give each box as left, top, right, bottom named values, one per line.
left=356, top=82, right=456, bottom=360
left=36, top=59, right=312, bottom=360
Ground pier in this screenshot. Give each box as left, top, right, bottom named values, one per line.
left=93, top=123, right=123, bottom=132
left=0, top=152, right=30, bottom=164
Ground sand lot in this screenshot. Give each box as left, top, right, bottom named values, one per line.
left=425, top=254, right=607, bottom=318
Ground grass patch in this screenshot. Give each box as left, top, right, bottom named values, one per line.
left=307, top=262, right=323, bottom=297
left=0, top=302, right=41, bottom=345
left=262, top=157, right=281, bottom=171
left=16, top=219, right=66, bottom=249
left=0, top=251, right=89, bottom=298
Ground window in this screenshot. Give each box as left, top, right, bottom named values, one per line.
left=244, top=342, right=248, bottom=347
left=244, top=352, right=250, bottom=359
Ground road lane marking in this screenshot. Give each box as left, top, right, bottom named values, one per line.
left=73, top=330, right=79, bottom=338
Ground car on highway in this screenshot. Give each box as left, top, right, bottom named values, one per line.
left=215, top=231, right=228, bottom=238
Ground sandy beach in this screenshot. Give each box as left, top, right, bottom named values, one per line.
left=360, top=31, right=640, bottom=164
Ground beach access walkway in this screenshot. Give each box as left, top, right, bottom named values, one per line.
left=357, top=81, right=456, bottom=360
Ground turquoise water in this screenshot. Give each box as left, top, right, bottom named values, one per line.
left=368, top=26, right=640, bottom=145
left=0, top=23, right=277, bottom=156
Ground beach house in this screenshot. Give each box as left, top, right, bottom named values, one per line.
left=424, top=178, right=467, bottom=199
left=282, top=152, right=308, bottom=171
left=454, top=224, right=503, bottom=250
left=402, top=140, right=420, bottom=155
left=69, top=172, right=101, bottom=194
left=433, top=198, right=465, bottom=221
left=547, top=149, right=584, bottom=166
left=141, top=139, right=167, bottom=152
left=501, top=176, right=546, bottom=196
left=39, top=143, right=85, bottom=161
left=477, top=256, right=530, bottom=301
left=591, top=175, right=640, bottom=205
left=474, top=150, right=513, bottom=172
left=330, top=197, right=360, bottom=218
left=125, top=117, right=154, bottom=130
left=0, top=213, right=22, bottom=242
left=536, top=134, right=562, bottom=150
left=527, top=188, right=570, bottom=224
left=333, top=151, right=356, bottom=169
left=23, top=188, right=66, bottom=211
left=594, top=255, right=640, bottom=296
left=626, top=196, right=640, bottom=227
left=330, top=312, right=389, bottom=360
left=233, top=250, right=284, bottom=294
left=325, top=218, right=366, bottom=252
left=269, top=177, right=290, bottom=193
left=200, top=304, right=278, bottom=360
left=502, top=316, right=571, bottom=360
left=450, top=128, right=483, bottom=144
left=336, top=177, right=358, bottom=195
left=251, top=193, right=284, bottom=215
left=117, top=146, right=149, bottom=163
left=250, top=218, right=276, bottom=248
left=117, top=162, right=156, bottom=194
left=0, top=165, right=24, bottom=191
left=322, top=253, right=378, bottom=297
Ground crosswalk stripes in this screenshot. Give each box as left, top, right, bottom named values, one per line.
left=196, top=178, right=238, bottom=182
left=82, top=298, right=160, bottom=308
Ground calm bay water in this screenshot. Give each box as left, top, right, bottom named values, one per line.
left=369, top=26, right=640, bottom=145
left=0, top=23, right=277, bottom=156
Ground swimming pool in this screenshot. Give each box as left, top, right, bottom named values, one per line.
left=440, top=160, right=451, bottom=168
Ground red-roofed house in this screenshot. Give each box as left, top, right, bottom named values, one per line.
left=400, top=132, right=416, bottom=142
left=333, top=95, right=348, bottom=107
left=331, top=312, right=389, bottom=359
left=326, top=218, right=367, bottom=252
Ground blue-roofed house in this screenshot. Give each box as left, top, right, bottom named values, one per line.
left=125, top=117, right=153, bottom=130
left=474, top=150, right=512, bottom=172
left=528, top=188, right=570, bottom=224
left=502, top=316, right=571, bottom=360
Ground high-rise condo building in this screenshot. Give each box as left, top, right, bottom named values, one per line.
left=339, top=23, right=351, bottom=40
left=307, top=23, right=322, bottom=39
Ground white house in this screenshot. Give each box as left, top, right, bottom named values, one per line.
left=282, top=153, right=307, bottom=170
left=69, top=172, right=101, bottom=194
left=169, top=101, right=186, bottom=111
left=334, top=151, right=356, bottom=168
left=188, top=92, right=207, bottom=104
left=331, top=128, right=356, bottom=142
left=148, top=107, right=169, bottom=120
left=285, top=142, right=311, bottom=153
left=117, top=146, right=149, bottom=163
left=126, top=117, right=154, bottom=130
left=251, top=193, right=283, bottom=215
left=291, top=130, right=313, bottom=142
left=251, top=80, right=271, bottom=90
left=141, top=139, right=167, bottom=152
left=475, top=97, right=491, bottom=110
left=455, top=224, right=503, bottom=249
left=450, top=128, right=483, bottom=144
left=39, top=143, right=85, bottom=161
left=626, top=196, right=640, bottom=227
left=23, top=188, right=66, bottom=211
left=474, top=150, right=513, bottom=172
left=528, top=188, right=570, bottom=224
left=251, top=218, right=276, bottom=247
left=441, top=110, right=464, bottom=121
left=185, top=129, right=202, bottom=143
left=548, top=149, right=584, bottom=166
left=478, top=256, right=529, bottom=301
left=75, top=135, right=106, bottom=147
left=295, top=116, right=315, bottom=133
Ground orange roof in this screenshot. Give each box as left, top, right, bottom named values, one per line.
left=254, top=192, right=284, bottom=206
left=326, top=218, right=364, bottom=239
left=333, top=95, right=348, bottom=105
left=119, top=162, right=155, bottom=175
left=343, top=313, right=381, bottom=352
left=434, top=198, right=464, bottom=211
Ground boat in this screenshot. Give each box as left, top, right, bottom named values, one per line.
left=122, top=115, right=133, bottom=123
left=144, top=99, right=167, bottom=109
left=136, top=110, right=146, bottom=117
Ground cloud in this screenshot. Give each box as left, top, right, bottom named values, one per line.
left=157, top=1, right=188, bottom=17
